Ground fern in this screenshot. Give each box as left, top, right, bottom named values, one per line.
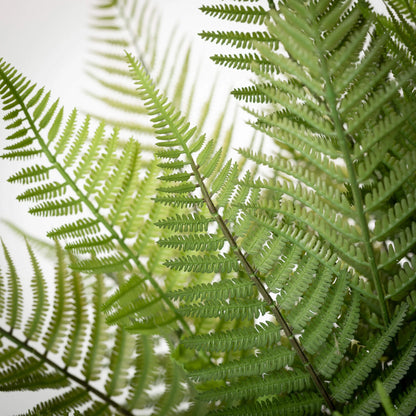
left=1, top=0, right=416, bottom=415
left=0, top=241, right=189, bottom=415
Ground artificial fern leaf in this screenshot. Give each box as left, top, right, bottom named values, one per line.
left=128, top=46, right=338, bottom=412
left=0, top=58, right=194, bottom=334
left=181, top=321, right=282, bottom=352
left=2, top=0, right=416, bottom=414
left=188, top=347, right=295, bottom=382
left=1, top=240, right=23, bottom=329
left=345, top=330, right=416, bottom=415
left=198, top=368, right=311, bottom=402
left=0, top=242, right=193, bottom=415
left=165, top=254, right=239, bottom=274
left=87, top=0, right=235, bottom=150
left=330, top=304, right=408, bottom=402
left=207, top=0, right=416, bottom=327
left=206, top=392, right=323, bottom=416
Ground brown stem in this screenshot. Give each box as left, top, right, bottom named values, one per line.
left=189, top=158, right=336, bottom=411
left=0, top=326, right=134, bottom=416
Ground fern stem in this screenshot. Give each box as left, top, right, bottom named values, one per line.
left=128, top=54, right=335, bottom=410
left=0, top=326, right=134, bottom=416
left=315, top=49, right=391, bottom=327
left=192, top=159, right=336, bottom=411
left=0, top=67, right=192, bottom=336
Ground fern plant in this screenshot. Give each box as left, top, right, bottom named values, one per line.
left=0, top=240, right=191, bottom=415
left=1, top=0, right=416, bottom=415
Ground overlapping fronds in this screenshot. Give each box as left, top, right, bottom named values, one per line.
left=0, top=58, right=195, bottom=335
left=166, top=0, right=415, bottom=413
left=127, top=49, right=349, bottom=413
left=0, top=242, right=191, bottom=415
left=87, top=0, right=231, bottom=143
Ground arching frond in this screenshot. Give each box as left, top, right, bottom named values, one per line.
left=0, top=242, right=191, bottom=415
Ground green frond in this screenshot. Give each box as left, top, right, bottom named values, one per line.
left=378, top=222, right=416, bottom=270
left=72, top=253, right=131, bottom=273
left=0, top=242, right=191, bottom=414
left=200, top=4, right=267, bottom=24
left=395, top=380, right=416, bottom=416
left=47, top=218, right=100, bottom=239
left=105, top=326, right=135, bottom=396
left=7, top=164, right=52, bottom=184
left=65, top=235, right=115, bottom=255
left=155, top=214, right=215, bottom=233
left=28, top=197, right=83, bottom=217
left=126, top=336, right=157, bottom=409
left=19, top=388, right=90, bottom=416
left=17, top=182, right=67, bottom=202
left=169, top=279, right=254, bottom=303
left=1, top=240, right=23, bottom=329
left=82, top=275, right=107, bottom=382
left=207, top=392, right=323, bottom=416
left=372, top=189, right=416, bottom=242
left=165, top=254, right=239, bottom=274
left=42, top=242, right=71, bottom=353
left=0, top=57, right=192, bottom=336
left=199, top=30, right=277, bottom=49
left=315, top=290, right=361, bottom=378
left=2, top=0, right=416, bottom=414
left=286, top=266, right=334, bottom=332
left=387, top=256, right=416, bottom=301
left=179, top=298, right=266, bottom=320
left=331, top=304, right=408, bottom=402
left=181, top=321, right=281, bottom=352
left=301, top=273, right=348, bottom=354
left=24, top=242, right=46, bottom=341
left=211, top=53, right=275, bottom=71
left=345, top=330, right=416, bottom=415
left=159, top=234, right=225, bottom=252
left=198, top=368, right=311, bottom=402
left=62, top=268, right=88, bottom=368
left=188, top=347, right=295, bottom=382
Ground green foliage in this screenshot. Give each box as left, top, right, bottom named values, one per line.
left=0, top=241, right=189, bottom=415
left=1, top=0, right=416, bottom=415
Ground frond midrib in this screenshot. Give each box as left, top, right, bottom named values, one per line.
left=307, top=8, right=391, bottom=327
left=0, top=325, right=134, bottom=416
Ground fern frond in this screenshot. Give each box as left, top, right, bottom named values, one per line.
left=200, top=4, right=267, bottom=24
left=331, top=304, right=408, bottom=402
left=188, top=347, right=295, bottom=381
left=199, top=30, right=277, bottom=49
left=129, top=43, right=336, bottom=410
left=198, top=368, right=311, bottom=402
left=1, top=240, right=23, bottom=329
left=315, top=290, right=361, bottom=378
left=179, top=298, right=266, bottom=320
left=345, top=330, right=416, bottom=415
left=0, top=58, right=191, bottom=334
left=170, top=279, right=254, bottom=303
left=181, top=321, right=281, bottom=352
left=207, top=392, right=322, bottom=416
left=0, top=242, right=192, bottom=415
left=165, top=254, right=239, bottom=274
left=155, top=214, right=215, bottom=233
